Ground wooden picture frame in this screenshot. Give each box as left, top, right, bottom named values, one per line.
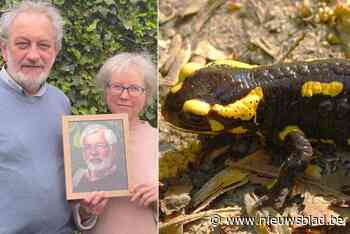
left=62, top=114, right=129, bottom=200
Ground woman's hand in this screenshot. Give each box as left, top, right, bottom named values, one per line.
left=79, top=191, right=109, bottom=219
left=129, top=183, right=158, bottom=207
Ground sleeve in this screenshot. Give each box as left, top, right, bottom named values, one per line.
left=152, top=200, right=159, bottom=224
left=63, top=93, right=71, bottom=115
left=72, top=202, right=98, bottom=231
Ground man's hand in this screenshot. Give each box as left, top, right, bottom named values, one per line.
left=79, top=191, right=109, bottom=219
left=129, top=183, right=158, bottom=207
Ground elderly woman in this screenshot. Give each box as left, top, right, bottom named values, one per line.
left=77, top=52, right=158, bottom=234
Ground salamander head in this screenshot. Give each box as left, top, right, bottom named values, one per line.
left=162, top=65, right=263, bottom=134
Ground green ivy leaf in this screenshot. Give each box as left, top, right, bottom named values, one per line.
left=90, top=106, right=98, bottom=114
left=86, top=19, right=99, bottom=32
left=54, top=0, right=65, bottom=6
left=69, top=48, right=81, bottom=60
left=104, top=0, right=114, bottom=5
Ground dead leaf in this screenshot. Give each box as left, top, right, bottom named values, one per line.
left=192, top=0, right=227, bottom=33
left=193, top=178, right=249, bottom=213
left=159, top=142, right=201, bottom=180
left=227, top=0, right=243, bottom=13
left=192, top=168, right=248, bottom=207
left=189, top=55, right=207, bottom=65
left=245, top=193, right=291, bottom=234
left=161, top=212, right=185, bottom=234
left=300, top=191, right=340, bottom=227
left=160, top=34, right=183, bottom=76
left=161, top=182, right=193, bottom=216
left=165, top=184, right=193, bottom=197
left=250, top=37, right=280, bottom=60
left=227, top=149, right=278, bottom=178
left=194, top=40, right=228, bottom=61
left=159, top=39, right=171, bottom=71
left=159, top=3, right=177, bottom=24
left=280, top=181, right=350, bottom=229
left=161, top=193, right=192, bottom=216
left=248, top=173, right=274, bottom=186
left=180, top=0, right=205, bottom=18
left=166, top=39, right=192, bottom=85
left=200, top=145, right=231, bottom=170
left=160, top=223, right=183, bottom=234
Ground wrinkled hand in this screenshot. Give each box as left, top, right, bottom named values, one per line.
left=129, top=183, right=158, bottom=207
left=79, top=191, right=109, bottom=218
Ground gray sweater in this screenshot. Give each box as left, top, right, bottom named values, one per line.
left=0, top=68, right=74, bottom=234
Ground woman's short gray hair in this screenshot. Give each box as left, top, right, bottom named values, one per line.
left=96, top=52, right=157, bottom=106
left=0, top=0, right=64, bottom=50
left=80, top=124, right=117, bottom=147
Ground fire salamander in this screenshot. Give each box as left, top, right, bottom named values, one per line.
left=162, top=58, right=350, bottom=209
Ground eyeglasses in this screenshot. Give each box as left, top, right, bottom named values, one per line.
left=83, top=144, right=110, bottom=152
left=107, top=82, right=145, bottom=97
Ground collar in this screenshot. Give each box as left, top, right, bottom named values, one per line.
left=0, top=66, right=47, bottom=96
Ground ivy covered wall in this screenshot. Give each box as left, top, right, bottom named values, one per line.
left=0, top=0, right=157, bottom=127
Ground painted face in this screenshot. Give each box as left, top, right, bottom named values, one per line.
left=0, top=12, right=58, bottom=95
left=82, top=130, right=114, bottom=173
left=105, top=68, right=147, bottom=121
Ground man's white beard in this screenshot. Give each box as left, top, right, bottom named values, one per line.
left=87, top=152, right=114, bottom=174
left=13, top=72, right=48, bottom=94
left=7, top=51, right=49, bottom=94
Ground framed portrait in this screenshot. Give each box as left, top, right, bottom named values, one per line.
left=62, top=113, right=129, bottom=200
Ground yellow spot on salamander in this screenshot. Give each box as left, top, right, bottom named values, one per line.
left=171, top=60, right=257, bottom=94
left=228, top=126, right=248, bottom=134
left=209, top=59, right=258, bottom=69
left=183, top=99, right=210, bottom=116
left=170, top=63, right=204, bottom=93
left=179, top=63, right=204, bottom=80
left=279, top=126, right=304, bottom=141
left=320, top=139, right=335, bottom=144
left=347, top=138, right=350, bottom=145
left=209, top=119, right=224, bottom=131
left=212, top=87, right=263, bottom=120
left=301, top=81, right=343, bottom=97
left=170, top=83, right=183, bottom=93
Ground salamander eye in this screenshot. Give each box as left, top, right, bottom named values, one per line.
left=183, top=112, right=206, bottom=124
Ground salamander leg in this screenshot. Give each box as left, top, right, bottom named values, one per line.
left=255, top=131, right=313, bottom=209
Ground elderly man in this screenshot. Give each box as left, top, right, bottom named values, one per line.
left=73, top=124, right=128, bottom=192
left=0, top=1, right=106, bottom=233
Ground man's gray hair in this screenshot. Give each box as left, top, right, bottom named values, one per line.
left=0, top=0, right=64, bottom=50
left=96, top=52, right=157, bottom=106
left=80, top=124, right=117, bottom=147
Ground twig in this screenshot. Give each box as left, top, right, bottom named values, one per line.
left=247, top=0, right=265, bottom=24
left=277, top=32, right=306, bottom=63
left=194, top=0, right=226, bottom=33
left=250, top=37, right=279, bottom=60
left=159, top=206, right=241, bottom=229
left=193, top=179, right=249, bottom=213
